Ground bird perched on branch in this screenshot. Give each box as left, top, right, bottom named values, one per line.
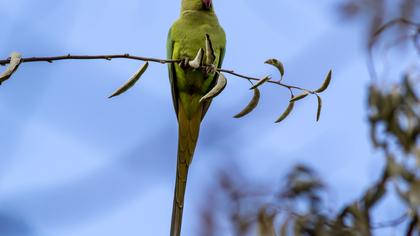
left=167, top=0, right=226, bottom=235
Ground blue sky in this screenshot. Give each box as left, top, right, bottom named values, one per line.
left=0, top=0, right=404, bottom=235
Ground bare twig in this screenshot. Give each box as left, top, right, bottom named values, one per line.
left=218, top=68, right=310, bottom=92
left=368, top=18, right=420, bottom=82
left=0, top=54, right=180, bottom=66
left=370, top=18, right=420, bottom=46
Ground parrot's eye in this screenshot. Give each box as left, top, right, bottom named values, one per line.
left=203, top=0, right=212, bottom=9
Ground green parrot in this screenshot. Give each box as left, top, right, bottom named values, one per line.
left=167, top=0, right=226, bottom=235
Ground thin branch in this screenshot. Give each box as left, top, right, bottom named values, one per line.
left=0, top=52, right=325, bottom=124
left=368, top=18, right=420, bottom=82
left=370, top=18, right=420, bottom=46
left=218, top=68, right=311, bottom=93
left=0, top=53, right=313, bottom=94
left=0, top=54, right=181, bottom=66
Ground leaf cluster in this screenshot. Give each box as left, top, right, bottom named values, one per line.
left=231, top=63, right=332, bottom=123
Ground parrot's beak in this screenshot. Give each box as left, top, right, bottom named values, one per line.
left=203, top=0, right=212, bottom=9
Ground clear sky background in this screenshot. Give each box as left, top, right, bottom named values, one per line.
left=0, top=0, right=406, bottom=235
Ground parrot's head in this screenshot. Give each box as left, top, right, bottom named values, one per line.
left=182, top=0, right=213, bottom=11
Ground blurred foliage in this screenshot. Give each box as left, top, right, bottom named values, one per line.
left=198, top=4, right=420, bottom=236
left=338, top=0, right=420, bottom=43
left=199, top=154, right=418, bottom=235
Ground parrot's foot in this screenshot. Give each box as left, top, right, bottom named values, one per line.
left=179, top=58, right=190, bottom=69
left=203, top=64, right=217, bottom=76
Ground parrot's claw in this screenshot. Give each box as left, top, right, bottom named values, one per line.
left=179, top=58, right=190, bottom=69
left=204, top=64, right=217, bottom=75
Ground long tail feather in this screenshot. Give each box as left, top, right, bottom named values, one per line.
left=170, top=100, right=202, bottom=236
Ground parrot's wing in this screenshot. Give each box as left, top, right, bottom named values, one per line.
left=167, top=28, right=179, bottom=118
left=201, top=47, right=225, bottom=119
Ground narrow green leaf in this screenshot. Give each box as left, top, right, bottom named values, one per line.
left=0, top=52, right=22, bottom=85
left=275, top=101, right=294, bottom=123
left=205, top=34, right=216, bottom=65
left=199, top=73, right=227, bottom=103
left=315, top=70, right=332, bottom=93
left=316, top=95, right=322, bottom=122
left=290, top=91, right=309, bottom=102
left=234, top=88, right=260, bottom=118
left=188, top=48, right=204, bottom=69
left=265, top=59, right=285, bottom=77
left=108, top=62, right=149, bottom=98
left=250, top=76, right=270, bottom=90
